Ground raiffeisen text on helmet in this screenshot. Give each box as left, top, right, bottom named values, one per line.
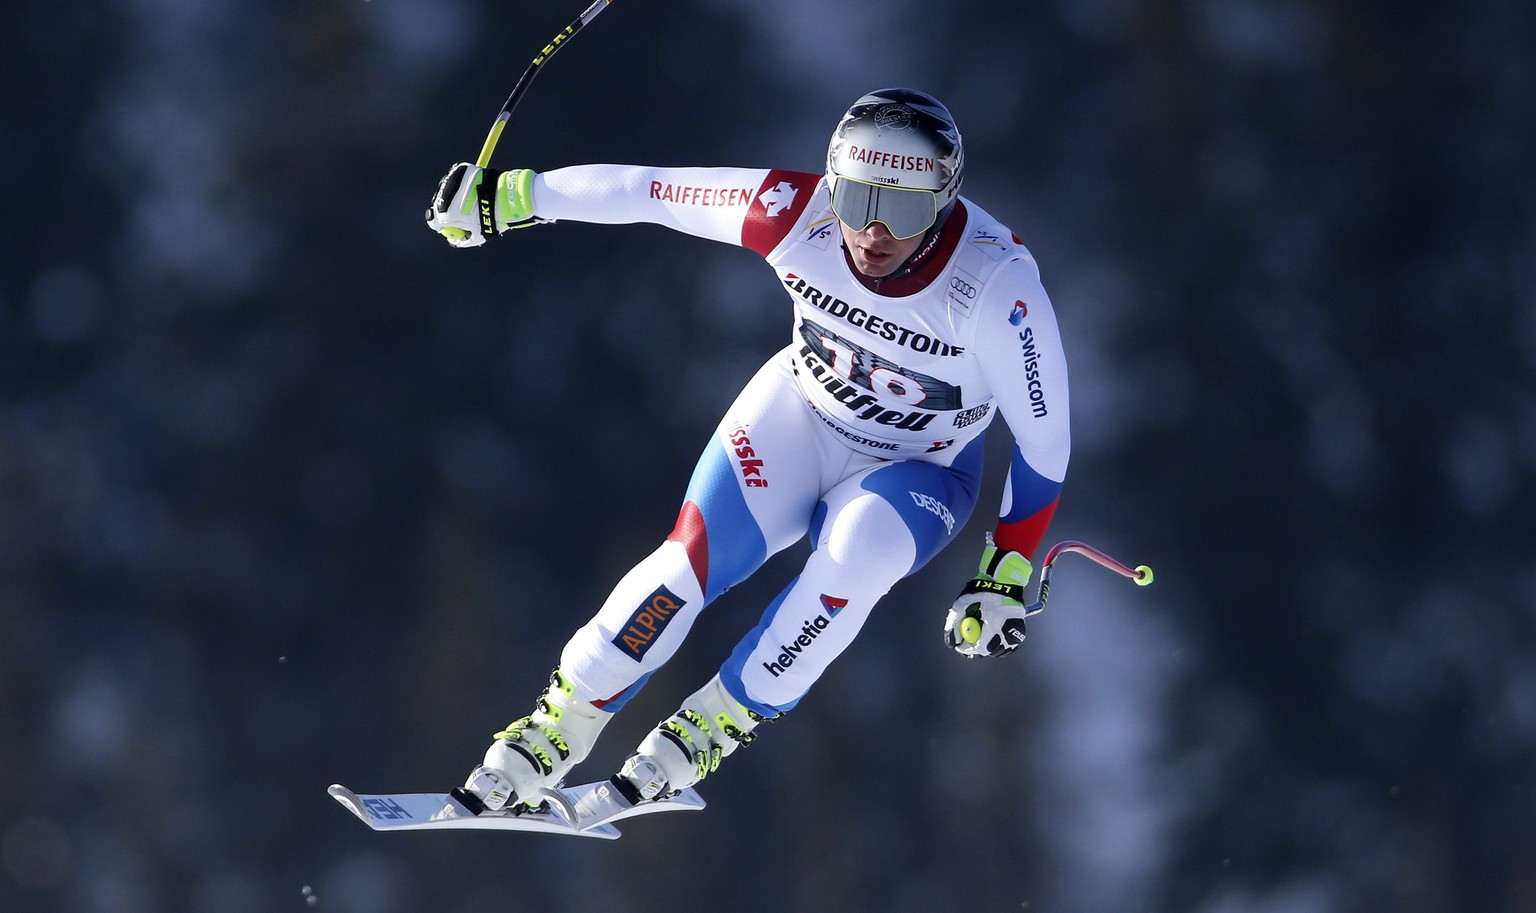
left=827, top=87, right=965, bottom=206
left=844, top=146, right=937, bottom=175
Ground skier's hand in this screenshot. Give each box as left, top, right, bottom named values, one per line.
left=425, top=164, right=539, bottom=247
left=944, top=535, right=1032, bottom=658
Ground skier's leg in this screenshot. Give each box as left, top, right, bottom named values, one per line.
left=468, top=354, right=826, bottom=808
left=618, top=436, right=985, bottom=798
left=558, top=354, right=829, bottom=708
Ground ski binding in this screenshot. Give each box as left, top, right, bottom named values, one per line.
left=328, top=779, right=704, bottom=839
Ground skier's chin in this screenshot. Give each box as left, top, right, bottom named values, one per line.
left=854, top=249, right=900, bottom=277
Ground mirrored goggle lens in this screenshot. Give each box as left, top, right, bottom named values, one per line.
left=830, top=179, right=939, bottom=240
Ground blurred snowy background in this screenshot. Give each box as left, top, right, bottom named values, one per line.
left=2, top=0, right=1533, bottom=911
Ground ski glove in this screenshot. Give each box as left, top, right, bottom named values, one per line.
left=944, top=533, right=1033, bottom=658
left=425, top=164, right=539, bottom=247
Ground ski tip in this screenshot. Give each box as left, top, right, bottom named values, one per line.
left=328, top=784, right=368, bottom=821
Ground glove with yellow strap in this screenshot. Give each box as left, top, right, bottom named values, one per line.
left=425, top=164, right=541, bottom=247
left=943, top=533, right=1033, bottom=658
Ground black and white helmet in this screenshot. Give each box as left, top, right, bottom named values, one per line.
left=826, top=88, right=965, bottom=239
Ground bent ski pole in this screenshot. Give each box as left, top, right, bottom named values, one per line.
left=1023, top=539, right=1153, bottom=617
left=473, top=0, right=618, bottom=169
left=438, top=0, right=620, bottom=243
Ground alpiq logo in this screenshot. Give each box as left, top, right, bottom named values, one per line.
left=612, top=585, right=687, bottom=660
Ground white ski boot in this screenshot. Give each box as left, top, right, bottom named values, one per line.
left=614, top=674, right=768, bottom=802
left=463, top=669, right=613, bottom=811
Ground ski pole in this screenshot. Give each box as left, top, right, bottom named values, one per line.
left=1022, top=539, right=1153, bottom=617
left=473, top=0, right=618, bottom=169
left=438, top=0, right=620, bottom=243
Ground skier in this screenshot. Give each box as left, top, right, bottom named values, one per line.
left=426, top=88, right=1071, bottom=811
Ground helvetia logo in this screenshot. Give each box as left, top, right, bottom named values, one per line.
left=762, top=596, right=848, bottom=678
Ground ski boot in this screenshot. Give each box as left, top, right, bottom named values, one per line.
left=463, top=669, right=613, bottom=811
left=613, top=673, right=770, bottom=803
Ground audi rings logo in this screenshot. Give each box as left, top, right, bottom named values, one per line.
left=949, top=276, right=977, bottom=299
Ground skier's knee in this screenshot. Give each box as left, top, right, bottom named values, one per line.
left=821, top=500, right=917, bottom=581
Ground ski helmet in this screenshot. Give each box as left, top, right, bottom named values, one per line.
left=826, top=88, right=964, bottom=239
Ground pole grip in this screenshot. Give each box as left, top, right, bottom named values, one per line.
left=475, top=113, right=512, bottom=170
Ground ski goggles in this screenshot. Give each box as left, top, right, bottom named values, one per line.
left=829, top=177, right=940, bottom=240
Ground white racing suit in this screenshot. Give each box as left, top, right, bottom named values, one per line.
left=525, top=166, right=1071, bottom=718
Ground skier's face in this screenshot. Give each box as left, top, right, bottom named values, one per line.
left=840, top=219, right=925, bottom=278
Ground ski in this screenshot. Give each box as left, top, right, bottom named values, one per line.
left=561, top=777, right=707, bottom=829
left=328, top=779, right=704, bottom=838
left=327, top=783, right=621, bottom=838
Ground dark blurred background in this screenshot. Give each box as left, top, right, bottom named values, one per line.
left=3, top=0, right=1533, bottom=911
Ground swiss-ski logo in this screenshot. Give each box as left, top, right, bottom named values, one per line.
left=728, top=424, right=769, bottom=488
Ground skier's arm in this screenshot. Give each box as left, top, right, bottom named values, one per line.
left=943, top=260, right=1071, bottom=659
left=426, top=161, right=817, bottom=250
left=533, top=165, right=776, bottom=243
left=972, top=259, right=1071, bottom=560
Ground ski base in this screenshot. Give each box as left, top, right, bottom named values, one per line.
left=328, top=779, right=704, bottom=839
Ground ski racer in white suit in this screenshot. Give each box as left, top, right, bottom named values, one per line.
left=427, top=88, right=1071, bottom=810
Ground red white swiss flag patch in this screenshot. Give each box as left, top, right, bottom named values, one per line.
left=741, top=170, right=818, bottom=256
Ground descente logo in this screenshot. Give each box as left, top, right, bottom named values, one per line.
left=762, top=596, right=847, bottom=678
left=909, top=490, right=955, bottom=534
